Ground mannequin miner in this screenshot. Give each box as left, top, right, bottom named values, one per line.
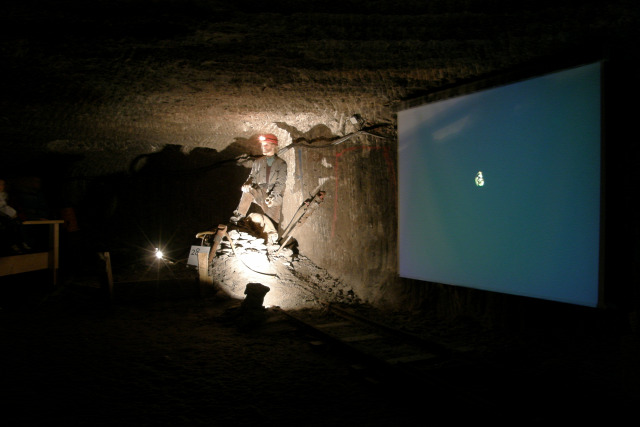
left=230, top=134, right=287, bottom=230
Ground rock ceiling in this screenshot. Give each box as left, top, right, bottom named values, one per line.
left=0, top=0, right=637, bottom=174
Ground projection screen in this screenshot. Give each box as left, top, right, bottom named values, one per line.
left=398, top=61, right=602, bottom=307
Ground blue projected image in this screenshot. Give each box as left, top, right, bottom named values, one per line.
left=398, top=62, right=601, bottom=307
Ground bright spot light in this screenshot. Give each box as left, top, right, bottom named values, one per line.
left=155, top=248, right=164, bottom=259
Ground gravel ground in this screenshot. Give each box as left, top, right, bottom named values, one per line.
left=1, top=235, right=639, bottom=425
left=0, top=277, right=459, bottom=426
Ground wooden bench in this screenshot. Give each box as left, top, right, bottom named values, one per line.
left=0, top=219, right=65, bottom=286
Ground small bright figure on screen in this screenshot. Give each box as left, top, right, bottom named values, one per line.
left=475, top=171, right=485, bottom=187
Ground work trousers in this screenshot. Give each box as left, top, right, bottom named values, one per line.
left=236, top=186, right=281, bottom=224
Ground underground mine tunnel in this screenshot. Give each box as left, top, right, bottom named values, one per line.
left=1, top=1, right=639, bottom=425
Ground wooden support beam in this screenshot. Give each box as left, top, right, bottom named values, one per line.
left=103, top=252, right=113, bottom=300
left=197, top=251, right=212, bottom=296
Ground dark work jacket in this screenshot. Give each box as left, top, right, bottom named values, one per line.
left=244, top=155, right=287, bottom=206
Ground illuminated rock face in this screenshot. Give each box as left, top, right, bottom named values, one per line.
left=0, top=1, right=635, bottom=309
left=203, top=221, right=362, bottom=309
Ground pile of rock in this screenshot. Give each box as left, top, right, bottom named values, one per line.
left=206, top=225, right=360, bottom=309
left=216, top=228, right=294, bottom=259
left=217, top=229, right=267, bottom=255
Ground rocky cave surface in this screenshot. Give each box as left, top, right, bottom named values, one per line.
left=3, top=1, right=636, bottom=165
left=1, top=0, right=638, bottom=305
left=1, top=1, right=639, bottom=425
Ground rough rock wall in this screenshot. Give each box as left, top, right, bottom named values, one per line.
left=1, top=1, right=639, bottom=313
left=283, top=131, right=398, bottom=305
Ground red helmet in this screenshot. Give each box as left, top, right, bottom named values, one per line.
left=259, top=134, right=278, bottom=145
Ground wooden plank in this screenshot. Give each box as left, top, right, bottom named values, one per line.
left=385, top=353, right=438, bottom=365
left=51, top=221, right=60, bottom=286
left=22, top=220, right=65, bottom=225
left=341, top=333, right=381, bottom=342
left=315, top=321, right=352, bottom=329
left=0, top=252, right=49, bottom=276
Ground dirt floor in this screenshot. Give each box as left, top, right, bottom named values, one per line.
left=2, top=247, right=639, bottom=426
left=1, top=272, right=452, bottom=426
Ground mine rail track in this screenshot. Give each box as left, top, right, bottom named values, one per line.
left=269, top=304, right=639, bottom=422
left=274, top=304, right=453, bottom=381
left=272, top=304, right=499, bottom=415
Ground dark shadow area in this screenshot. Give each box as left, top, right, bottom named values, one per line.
left=0, top=270, right=55, bottom=310
left=1, top=139, right=267, bottom=289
